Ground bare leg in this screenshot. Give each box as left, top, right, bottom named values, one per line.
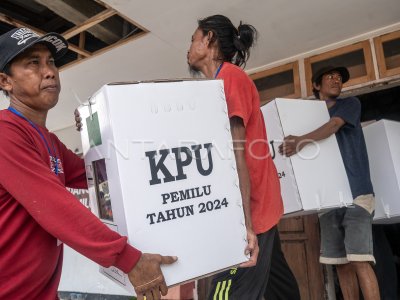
left=336, top=263, right=359, bottom=300
left=353, top=261, right=380, bottom=300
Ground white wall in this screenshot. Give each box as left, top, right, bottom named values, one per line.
left=53, top=125, right=83, bottom=154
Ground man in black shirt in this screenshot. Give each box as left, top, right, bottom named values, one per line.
left=279, top=66, right=380, bottom=300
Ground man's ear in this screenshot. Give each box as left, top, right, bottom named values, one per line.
left=206, top=31, right=214, bottom=44
left=312, top=82, right=321, bottom=91
left=0, top=73, right=12, bottom=93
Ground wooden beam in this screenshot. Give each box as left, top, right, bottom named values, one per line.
left=0, top=12, right=32, bottom=29
left=78, top=32, right=86, bottom=60
left=34, top=0, right=120, bottom=44
left=0, top=12, right=92, bottom=58
left=69, top=44, right=91, bottom=58
left=60, top=31, right=148, bottom=71
left=93, top=0, right=150, bottom=34
left=62, top=8, right=116, bottom=40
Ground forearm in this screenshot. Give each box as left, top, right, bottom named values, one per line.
left=229, top=117, right=259, bottom=267
left=36, top=182, right=141, bottom=271
left=280, top=117, right=345, bottom=156
left=301, top=117, right=344, bottom=145
left=301, top=118, right=342, bottom=141
left=230, top=117, right=253, bottom=229
left=236, top=155, right=252, bottom=229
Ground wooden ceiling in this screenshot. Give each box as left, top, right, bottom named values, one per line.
left=0, top=0, right=148, bottom=68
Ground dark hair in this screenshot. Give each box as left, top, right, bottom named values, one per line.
left=312, top=76, right=323, bottom=99
left=197, top=15, right=257, bottom=67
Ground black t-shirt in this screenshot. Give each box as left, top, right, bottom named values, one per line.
left=329, top=96, right=374, bottom=198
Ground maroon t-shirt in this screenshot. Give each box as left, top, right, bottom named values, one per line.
left=0, top=109, right=140, bottom=299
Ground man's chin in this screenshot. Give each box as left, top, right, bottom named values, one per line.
left=44, top=97, right=59, bottom=110
left=188, top=65, right=202, bottom=78
left=328, top=91, right=341, bottom=98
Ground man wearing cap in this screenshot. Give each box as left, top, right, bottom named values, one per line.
left=279, top=66, right=380, bottom=299
left=0, top=27, right=176, bottom=300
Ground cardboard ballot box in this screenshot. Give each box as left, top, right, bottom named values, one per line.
left=59, top=246, right=130, bottom=296
left=78, top=79, right=247, bottom=294
left=59, top=188, right=130, bottom=296
left=261, top=98, right=353, bottom=216
left=363, top=119, right=400, bottom=224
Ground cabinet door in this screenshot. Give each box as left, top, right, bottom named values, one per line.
left=374, top=30, right=400, bottom=78
left=278, top=215, right=325, bottom=300
left=304, top=41, right=375, bottom=96
left=251, top=62, right=301, bottom=105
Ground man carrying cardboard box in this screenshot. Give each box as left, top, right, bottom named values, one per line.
left=187, top=15, right=300, bottom=300
left=0, top=27, right=176, bottom=300
left=279, top=66, right=380, bottom=300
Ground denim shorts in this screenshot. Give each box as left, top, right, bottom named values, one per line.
left=319, top=194, right=375, bottom=264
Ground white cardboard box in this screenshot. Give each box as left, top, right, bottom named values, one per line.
left=78, top=79, right=247, bottom=295
left=261, top=98, right=353, bottom=216
left=59, top=246, right=130, bottom=296
left=59, top=188, right=130, bottom=296
left=363, top=119, right=400, bottom=224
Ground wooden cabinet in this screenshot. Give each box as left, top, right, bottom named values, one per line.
left=304, top=41, right=375, bottom=96
left=251, top=62, right=301, bottom=105
left=374, top=30, right=400, bottom=78
left=278, top=215, right=325, bottom=300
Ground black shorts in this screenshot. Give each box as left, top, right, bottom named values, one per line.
left=207, top=227, right=276, bottom=300
left=207, top=226, right=300, bottom=300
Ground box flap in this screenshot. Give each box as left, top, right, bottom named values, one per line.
left=107, top=78, right=213, bottom=86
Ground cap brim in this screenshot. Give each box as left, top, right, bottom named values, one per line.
left=312, top=66, right=350, bottom=84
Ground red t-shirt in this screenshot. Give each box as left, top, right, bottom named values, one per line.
left=0, top=109, right=141, bottom=299
left=217, top=62, right=283, bottom=234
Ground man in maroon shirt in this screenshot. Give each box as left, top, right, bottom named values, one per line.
left=0, top=27, right=176, bottom=300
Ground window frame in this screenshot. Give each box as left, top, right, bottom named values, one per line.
left=374, top=30, right=400, bottom=78
left=250, top=61, right=301, bottom=106
left=304, top=41, right=375, bottom=96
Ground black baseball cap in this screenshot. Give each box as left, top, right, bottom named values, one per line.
left=311, top=65, right=350, bottom=84
left=0, top=27, right=68, bottom=72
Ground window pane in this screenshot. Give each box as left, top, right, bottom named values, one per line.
left=311, top=49, right=366, bottom=80
left=383, top=38, right=400, bottom=70
left=254, top=69, right=294, bottom=102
